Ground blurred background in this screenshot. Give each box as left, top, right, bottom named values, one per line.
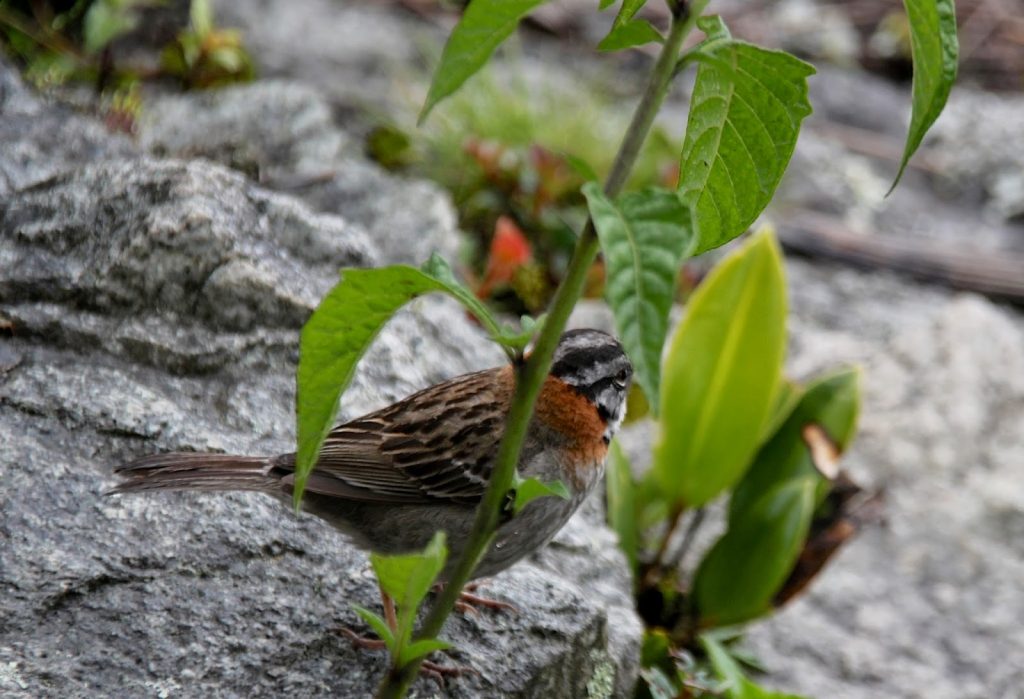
left=1, top=1, right=1022, bottom=697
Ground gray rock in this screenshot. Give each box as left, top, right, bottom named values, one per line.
left=0, top=60, right=641, bottom=698
left=138, top=80, right=463, bottom=265
left=0, top=58, right=136, bottom=197
left=927, top=89, right=1024, bottom=223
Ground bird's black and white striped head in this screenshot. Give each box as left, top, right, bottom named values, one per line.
left=550, top=329, right=633, bottom=442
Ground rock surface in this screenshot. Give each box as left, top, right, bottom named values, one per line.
left=0, top=59, right=641, bottom=698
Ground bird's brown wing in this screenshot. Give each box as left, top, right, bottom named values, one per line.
left=278, top=366, right=513, bottom=506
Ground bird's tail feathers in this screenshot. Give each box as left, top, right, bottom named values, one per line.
left=108, top=452, right=278, bottom=495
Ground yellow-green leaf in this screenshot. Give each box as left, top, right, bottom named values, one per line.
left=654, top=229, right=787, bottom=508
left=606, top=439, right=638, bottom=570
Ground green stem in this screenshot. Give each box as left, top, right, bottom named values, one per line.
left=376, top=5, right=706, bottom=697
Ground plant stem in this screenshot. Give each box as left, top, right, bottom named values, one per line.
left=668, top=506, right=706, bottom=571
left=376, top=6, right=705, bottom=697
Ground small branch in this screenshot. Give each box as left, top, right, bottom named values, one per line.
left=641, top=503, right=686, bottom=588
left=376, top=6, right=706, bottom=698
left=667, top=506, right=705, bottom=571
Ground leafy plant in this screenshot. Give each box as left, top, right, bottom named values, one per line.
left=0, top=0, right=253, bottom=91
left=290, top=0, right=959, bottom=696
left=352, top=532, right=453, bottom=669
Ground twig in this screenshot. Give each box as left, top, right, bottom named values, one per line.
left=666, top=507, right=706, bottom=572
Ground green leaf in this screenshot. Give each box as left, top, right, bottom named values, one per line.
left=693, top=477, right=816, bottom=626
left=512, top=475, right=570, bottom=514
left=679, top=18, right=815, bottom=254
left=83, top=1, right=139, bottom=54
left=352, top=604, right=396, bottom=652
left=399, top=638, right=452, bottom=666
left=598, top=19, right=663, bottom=52
left=419, top=253, right=506, bottom=343
left=370, top=532, right=448, bottom=663
left=605, top=439, right=638, bottom=570
left=761, top=377, right=804, bottom=443
left=583, top=183, right=698, bottom=412
left=562, top=153, right=600, bottom=183
left=890, top=0, right=959, bottom=192
left=654, top=228, right=787, bottom=508
left=730, top=368, right=861, bottom=523
left=419, top=0, right=547, bottom=124
left=598, top=0, right=660, bottom=52
left=295, top=259, right=503, bottom=509
left=371, top=531, right=448, bottom=612
left=702, top=635, right=808, bottom=699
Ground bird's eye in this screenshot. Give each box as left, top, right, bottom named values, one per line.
left=613, top=369, right=629, bottom=388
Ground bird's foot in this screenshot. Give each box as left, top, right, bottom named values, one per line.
left=435, top=580, right=519, bottom=616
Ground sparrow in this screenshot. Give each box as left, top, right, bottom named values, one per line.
left=110, top=328, right=633, bottom=581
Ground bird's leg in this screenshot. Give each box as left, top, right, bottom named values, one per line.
left=338, top=582, right=395, bottom=650
left=435, top=580, right=519, bottom=616
left=338, top=583, right=477, bottom=686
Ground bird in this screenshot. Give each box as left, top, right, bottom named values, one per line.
left=110, top=328, right=632, bottom=651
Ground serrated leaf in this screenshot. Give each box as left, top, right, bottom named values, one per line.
left=605, top=440, right=638, bottom=570
left=694, top=477, right=816, bottom=626
left=598, top=19, right=663, bottom=52
left=583, top=183, right=697, bottom=411
left=512, top=476, right=570, bottom=514
left=420, top=0, right=548, bottom=124
left=654, top=229, right=786, bottom=508
left=352, top=605, right=396, bottom=652
left=890, top=0, right=959, bottom=191
left=679, top=20, right=814, bottom=254
left=702, top=634, right=808, bottom=699
left=295, top=260, right=501, bottom=509
left=730, top=368, right=860, bottom=522
left=400, top=638, right=453, bottom=666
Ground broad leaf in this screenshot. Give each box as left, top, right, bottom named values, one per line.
left=730, top=368, right=861, bottom=523
left=890, top=0, right=959, bottom=191
left=295, top=258, right=501, bottom=509
left=419, top=0, right=547, bottom=124
left=679, top=17, right=814, bottom=254
left=702, top=635, right=808, bottom=699
left=694, top=478, right=816, bottom=626
left=584, top=183, right=697, bottom=411
left=654, top=229, right=786, bottom=508
left=598, top=19, right=663, bottom=52
left=605, top=440, right=638, bottom=570
left=511, top=475, right=570, bottom=514
left=371, top=531, right=448, bottom=612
